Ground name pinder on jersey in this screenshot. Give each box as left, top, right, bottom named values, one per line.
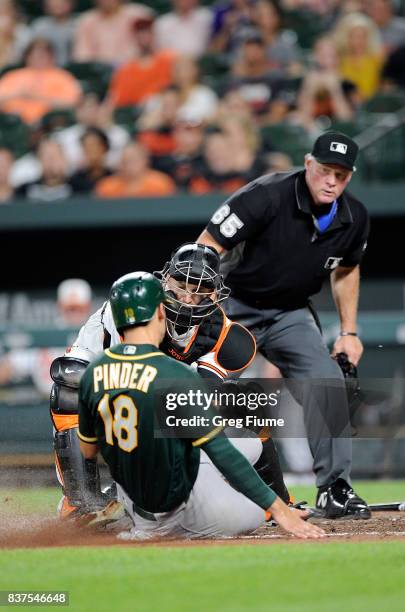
left=93, top=362, right=157, bottom=393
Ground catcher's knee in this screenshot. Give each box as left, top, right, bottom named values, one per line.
left=50, top=354, right=90, bottom=430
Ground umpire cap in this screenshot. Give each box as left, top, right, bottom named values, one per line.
left=312, top=131, right=358, bottom=171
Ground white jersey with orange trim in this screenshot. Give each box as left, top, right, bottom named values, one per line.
left=66, top=301, right=256, bottom=380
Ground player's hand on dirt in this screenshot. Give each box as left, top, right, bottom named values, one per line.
left=269, top=498, right=326, bottom=539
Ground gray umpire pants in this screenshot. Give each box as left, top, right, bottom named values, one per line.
left=225, top=297, right=352, bottom=488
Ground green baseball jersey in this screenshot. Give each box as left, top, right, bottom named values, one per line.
left=78, top=343, right=220, bottom=513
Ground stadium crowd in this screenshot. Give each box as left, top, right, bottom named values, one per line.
left=0, top=0, right=404, bottom=203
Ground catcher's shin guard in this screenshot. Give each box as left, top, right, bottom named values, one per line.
left=54, top=426, right=103, bottom=510
left=255, top=437, right=291, bottom=504
left=50, top=354, right=103, bottom=512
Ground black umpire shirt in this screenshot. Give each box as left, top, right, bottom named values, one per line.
left=206, top=170, right=370, bottom=310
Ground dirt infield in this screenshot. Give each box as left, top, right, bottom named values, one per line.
left=1, top=512, right=405, bottom=549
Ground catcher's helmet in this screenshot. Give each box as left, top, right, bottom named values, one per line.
left=109, top=272, right=170, bottom=332
left=155, top=243, right=230, bottom=334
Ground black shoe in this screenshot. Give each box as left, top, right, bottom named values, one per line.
left=316, top=478, right=371, bottom=519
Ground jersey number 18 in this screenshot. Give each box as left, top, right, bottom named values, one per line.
left=97, top=394, right=139, bottom=452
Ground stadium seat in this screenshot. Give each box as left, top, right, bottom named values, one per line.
left=17, top=0, right=43, bottom=20
left=0, top=63, right=23, bottom=80
left=260, top=123, right=312, bottom=165
left=64, top=62, right=114, bottom=99
left=283, top=10, right=325, bottom=50
left=113, top=106, right=142, bottom=135
left=41, top=109, right=76, bottom=133
left=0, top=113, right=29, bottom=158
left=198, top=54, right=230, bottom=78
left=328, top=120, right=362, bottom=138
left=362, top=92, right=405, bottom=113
left=356, top=124, right=405, bottom=181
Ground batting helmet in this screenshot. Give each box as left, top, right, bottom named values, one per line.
left=109, top=272, right=170, bottom=332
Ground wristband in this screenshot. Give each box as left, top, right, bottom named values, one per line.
left=340, top=331, right=358, bottom=337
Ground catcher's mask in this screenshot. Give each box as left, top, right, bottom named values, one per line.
left=155, top=243, right=230, bottom=336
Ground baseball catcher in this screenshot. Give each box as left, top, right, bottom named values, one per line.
left=77, top=271, right=324, bottom=539
left=50, top=243, right=291, bottom=519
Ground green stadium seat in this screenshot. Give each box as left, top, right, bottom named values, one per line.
left=362, top=92, right=405, bottom=113
left=113, top=106, right=142, bottom=135
left=64, top=62, right=114, bottom=99
left=328, top=120, right=362, bottom=138
left=41, top=108, right=76, bottom=133
left=356, top=124, right=405, bottom=181
left=198, top=53, right=230, bottom=78
left=283, top=10, right=326, bottom=50
left=16, top=0, right=43, bottom=20
left=0, top=63, right=23, bottom=80
left=0, top=113, right=29, bottom=158
left=74, top=0, right=92, bottom=12
left=260, top=123, right=312, bottom=165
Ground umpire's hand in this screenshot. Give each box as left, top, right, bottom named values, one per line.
left=332, top=335, right=363, bottom=366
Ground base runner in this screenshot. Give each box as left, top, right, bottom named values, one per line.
left=51, top=244, right=291, bottom=519
left=78, top=272, right=324, bottom=539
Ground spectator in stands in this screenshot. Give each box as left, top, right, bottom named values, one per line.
left=0, top=38, right=81, bottom=125
left=108, top=15, right=176, bottom=108
left=294, top=36, right=356, bottom=128
left=251, top=0, right=302, bottom=75
left=139, top=55, right=218, bottom=139
left=54, top=92, right=129, bottom=172
left=0, top=148, right=15, bottom=203
left=230, top=30, right=287, bottom=117
left=216, top=87, right=254, bottom=123
left=0, top=0, right=30, bottom=68
left=190, top=131, right=247, bottom=194
left=0, top=278, right=92, bottom=395
left=155, top=0, right=213, bottom=58
left=69, top=127, right=111, bottom=194
left=73, top=0, right=153, bottom=64
left=172, top=55, right=218, bottom=122
left=333, top=12, right=384, bottom=100
left=95, top=142, right=176, bottom=198
left=381, top=42, right=405, bottom=89
left=30, top=0, right=76, bottom=66
left=365, top=0, right=405, bottom=53
left=219, top=115, right=265, bottom=180
left=138, top=86, right=180, bottom=132
left=137, top=87, right=180, bottom=156
left=16, top=138, right=72, bottom=201
left=152, top=114, right=205, bottom=189
left=210, top=0, right=254, bottom=56
left=264, top=150, right=293, bottom=172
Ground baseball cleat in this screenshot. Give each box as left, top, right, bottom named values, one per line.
left=74, top=500, right=126, bottom=529
left=57, top=496, right=82, bottom=520
left=316, top=478, right=371, bottom=519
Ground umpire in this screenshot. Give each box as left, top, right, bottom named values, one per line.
left=198, top=131, right=371, bottom=519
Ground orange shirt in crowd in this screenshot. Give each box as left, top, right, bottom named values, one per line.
left=138, top=131, right=177, bottom=156
left=0, top=67, right=81, bottom=124
left=95, top=170, right=176, bottom=198
left=109, top=51, right=176, bottom=107
left=190, top=176, right=246, bottom=194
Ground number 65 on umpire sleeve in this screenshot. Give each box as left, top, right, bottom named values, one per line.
left=211, top=204, right=244, bottom=238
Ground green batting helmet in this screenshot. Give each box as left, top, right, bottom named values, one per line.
left=109, top=272, right=169, bottom=331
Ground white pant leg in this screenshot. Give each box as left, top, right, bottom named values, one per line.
left=117, top=437, right=265, bottom=539
left=178, top=436, right=265, bottom=538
